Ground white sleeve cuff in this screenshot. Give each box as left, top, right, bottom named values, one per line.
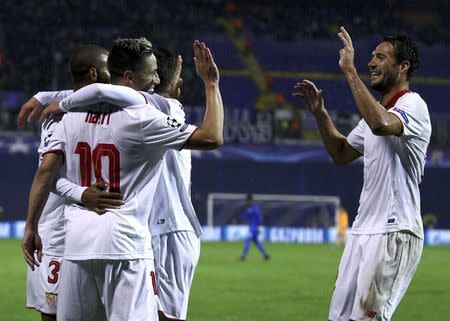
left=70, top=186, right=89, bottom=203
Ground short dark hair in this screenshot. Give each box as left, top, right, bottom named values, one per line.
left=69, top=44, right=108, bottom=81
left=108, top=37, right=154, bottom=80
left=382, top=35, right=420, bottom=80
left=154, top=48, right=177, bottom=95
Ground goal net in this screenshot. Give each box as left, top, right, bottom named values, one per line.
left=207, top=193, right=340, bottom=228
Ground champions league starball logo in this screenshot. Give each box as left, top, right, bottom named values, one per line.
left=166, top=117, right=182, bottom=128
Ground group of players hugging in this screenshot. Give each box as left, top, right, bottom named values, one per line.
left=20, top=26, right=430, bottom=321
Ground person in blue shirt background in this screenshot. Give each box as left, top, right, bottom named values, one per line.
left=239, top=194, right=270, bottom=261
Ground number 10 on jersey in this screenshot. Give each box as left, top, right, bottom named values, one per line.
left=75, top=142, right=121, bottom=192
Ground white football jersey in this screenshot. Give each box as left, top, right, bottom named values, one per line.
left=56, top=84, right=203, bottom=237
left=143, top=94, right=203, bottom=237
left=47, top=102, right=197, bottom=260
left=37, top=116, right=66, bottom=256
left=347, top=91, right=431, bottom=238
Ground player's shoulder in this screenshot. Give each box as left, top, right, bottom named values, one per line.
left=398, top=91, right=427, bottom=109
left=167, top=98, right=182, bottom=107
left=124, top=102, right=159, bottom=111
left=167, top=98, right=185, bottom=118
left=123, top=102, right=168, bottom=121
left=140, top=91, right=168, bottom=105
left=396, top=91, right=429, bottom=118
left=140, top=92, right=172, bottom=114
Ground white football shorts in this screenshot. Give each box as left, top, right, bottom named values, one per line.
left=329, top=231, right=423, bottom=321
left=26, top=254, right=63, bottom=315
left=152, top=231, right=201, bottom=320
left=57, top=258, right=158, bottom=321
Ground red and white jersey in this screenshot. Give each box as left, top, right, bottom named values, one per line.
left=36, top=116, right=66, bottom=256
left=47, top=102, right=197, bottom=260
left=347, top=91, right=431, bottom=238
left=55, top=84, right=203, bottom=237
left=143, top=94, right=203, bottom=237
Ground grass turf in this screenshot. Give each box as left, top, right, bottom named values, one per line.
left=2, top=239, right=449, bottom=320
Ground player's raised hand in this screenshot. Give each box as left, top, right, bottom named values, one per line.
left=168, top=55, right=183, bottom=99
left=338, top=26, right=355, bottom=73
left=17, top=97, right=43, bottom=128
left=81, top=182, right=124, bottom=215
left=39, top=102, right=63, bottom=123
left=193, top=40, right=219, bottom=84
left=293, top=80, right=325, bottom=115
left=174, top=55, right=183, bottom=83
left=22, top=228, right=42, bottom=270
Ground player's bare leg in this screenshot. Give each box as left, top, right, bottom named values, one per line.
left=158, top=311, right=183, bottom=321
left=41, top=312, right=56, bottom=321
left=158, top=311, right=168, bottom=321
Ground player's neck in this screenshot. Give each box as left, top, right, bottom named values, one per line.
left=380, top=81, right=409, bottom=107
left=73, top=80, right=96, bottom=92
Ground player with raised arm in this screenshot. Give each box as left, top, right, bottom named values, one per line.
left=148, top=47, right=202, bottom=321
left=293, top=27, right=431, bottom=321
left=23, top=45, right=124, bottom=321
left=22, top=38, right=223, bottom=321
left=37, top=46, right=212, bottom=321
left=27, top=43, right=219, bottom=321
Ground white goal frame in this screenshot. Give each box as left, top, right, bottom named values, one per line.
left=206, top=193, right=340, bottom=226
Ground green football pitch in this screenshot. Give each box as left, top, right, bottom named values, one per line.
left=1, top=239, right=449, bottom=321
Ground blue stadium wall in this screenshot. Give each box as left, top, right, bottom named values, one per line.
left=190, top=158, right=450, bottom=229
left=1, top=152, right=449, bottom=229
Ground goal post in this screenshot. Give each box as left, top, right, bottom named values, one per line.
left=206, top=193, right=340, bottom=227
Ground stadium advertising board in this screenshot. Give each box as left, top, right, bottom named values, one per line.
left=3, top=222, right=449, bottom=245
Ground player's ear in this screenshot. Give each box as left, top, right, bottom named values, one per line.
left=89, top=67, right=98, bottom=81
left=399, top=60, right=410, bottom=79
left=123, top=70, right=134, bottom=84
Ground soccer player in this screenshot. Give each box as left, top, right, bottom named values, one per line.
left=23, top=44, right=124, bottom=321
left=149, top=47, right=202, bottom=321
left=293, top=27, right=431, bottom=321
left=22, top=38, right=223, bottom=321
left=238, top=194, right=270, bottom=261
left=39, top=47, right=204, bottom=321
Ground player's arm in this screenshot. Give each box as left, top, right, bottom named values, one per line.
left=23, top=152, right=63, bottom=270
left=17, top=90, right=73, bottom=128
left=52, top=175, right=87, bottom=201
left=54, top=177, right=124, bottom=214
left=337, top=26, right=403, bottom=136
left=183, top=41, right=224, bottom=150
left=293, top=80, right=361, bottom=165
left=39, top=84, right=146, bottom=123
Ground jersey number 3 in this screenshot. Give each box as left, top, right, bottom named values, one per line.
left=75, top=142, right=121, bottom=192
left=47, top=260, right=60, bottom=284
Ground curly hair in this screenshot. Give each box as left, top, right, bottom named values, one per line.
left=383, top=35, right=420, bottom=80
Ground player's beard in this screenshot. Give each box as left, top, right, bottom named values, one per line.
left=370, top=67, right=399, bottom=93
